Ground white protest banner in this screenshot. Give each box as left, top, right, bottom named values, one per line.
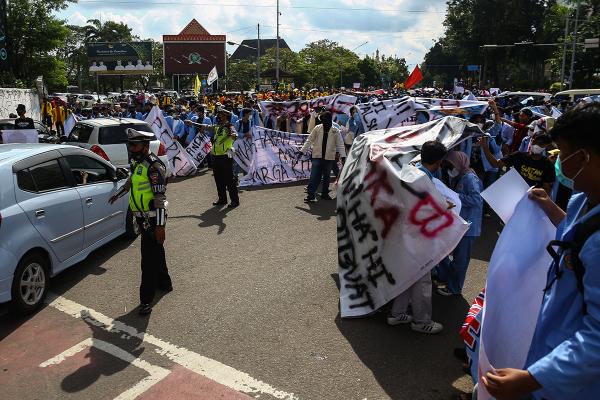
left=0, top=88, right=41, bottom=121
left=185, top=131, right=212, bottom=167
left=357, top=97, right=489, bottom=132
left=337, top=116, right=478, bottom=318
left=233, top=126, right=312, bottom=187
left=260, top=94, right=358, bottom=121
left=63, top=114, right=78, bottom=136
left=434, top=177, right=462, bottom=216
left=145, top=106, right=197, bottom=176
left=1, top=129, right=38, bottom=143
left=357, top=96, right=426, bottom=131
left=477, top=196, right=555, bottom=400
left=529, top=105, right=562, bottom=119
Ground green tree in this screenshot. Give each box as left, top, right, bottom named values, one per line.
left=3, top=0, right=75, bottom=90
left=299, top=39, right=361, bottom=88
left=83, top=19, right=133, bottom=43
left=226, top=59, right=257, bottom=91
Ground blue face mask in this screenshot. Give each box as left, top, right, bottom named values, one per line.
left=555, top=155, right=574, bottom=189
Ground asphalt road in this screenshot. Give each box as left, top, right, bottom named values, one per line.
left=0, top=169, right=501, bottom=400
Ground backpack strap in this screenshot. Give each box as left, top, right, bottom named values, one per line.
left=571, top=212, right=600, bottom=314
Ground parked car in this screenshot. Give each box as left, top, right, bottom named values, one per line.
left=63, top=118, right=171, bottom=176
left=0, top=118, right=57, bottom=143
left=76, top=94, right=97, bottom=108
left=553, top=89, right=600, bottom=103
left=0, top=143, right=137, bottom=313
left=496, top=91, right=551, bottom=104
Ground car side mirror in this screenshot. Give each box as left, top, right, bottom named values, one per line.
left=115, top=167, right=129, bottom=181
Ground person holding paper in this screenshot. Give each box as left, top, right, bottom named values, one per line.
left=481, top=102, right=600, bottom=400
left=479, top=133, right=555, bottom=194
left=436, top=151, right=483, bottom=296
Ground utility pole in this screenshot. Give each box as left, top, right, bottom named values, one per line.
left=276, top=0, right=280, bottom=86
left=257, top=23, right=260, bottom=89
left=560, top=16, right=569, bottom=90
left=568, top=0, right=581, bottom=89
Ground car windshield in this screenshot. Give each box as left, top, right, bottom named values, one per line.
left=68, top=124, right=94, bottom=142
left=98, top=123, right=155, bottom=145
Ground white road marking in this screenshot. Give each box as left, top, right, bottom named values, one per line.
left=39, top=337, right=171, bottom=400
left=46, top=293, right=298, bottom=400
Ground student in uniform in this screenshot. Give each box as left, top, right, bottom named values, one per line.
left=481, top=101, right=600, bottom=400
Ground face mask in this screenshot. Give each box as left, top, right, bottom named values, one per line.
left=527, top=129, right=535, bottom=137
left=557, top=150, right=590, bottom=189
left=531, top=144, right=545, bottom=155
left=448, top=168, right=460, bottom=178
left=555, top=156, right=573, bottom=189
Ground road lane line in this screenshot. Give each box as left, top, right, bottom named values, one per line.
left=39, top=337, right=171, bottom=400
left=46, top=293, right=298, bottom=400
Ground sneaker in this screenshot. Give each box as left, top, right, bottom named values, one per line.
left=387, top=313, right=413, bottom=326
left=304, top=196, right=317, bottom=203
left=437, top=287, right=457, bottom=297
left=227, top=202, right=239, bottom=208
left=138, top=303, right=152, bottom=316
left=410, top=321, right=443, bottom=334
left=432, top=277, right=447, bottom=288
left=320, top=193, right=334, bottom=200
left=212, top=200, right=227, bottom=206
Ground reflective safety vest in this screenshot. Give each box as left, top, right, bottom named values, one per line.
left=210, top=126, right=235, bottom=156
left=129, top=161, right=154, bottom=212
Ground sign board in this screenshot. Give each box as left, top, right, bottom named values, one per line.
left=86, top=42, right=153, bottom=75
left=353, top=82, right=361, bottom=89
left=467, top=65, right=480, bottom=71
left=163, top=42, right=225, bottom=75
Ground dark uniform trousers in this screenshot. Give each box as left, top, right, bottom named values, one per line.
left=138, top=218, right=172, bottom=304
left=213, top=155, right=239, bottom=203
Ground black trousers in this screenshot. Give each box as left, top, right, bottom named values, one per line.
left=212, top=155, right=239, bottom=204
left=138, top=219, right=172, bottom=304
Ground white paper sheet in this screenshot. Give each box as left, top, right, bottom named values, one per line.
left=1, top=129, right=38, bottom=143
left=481, top=168, right=530, bottom=223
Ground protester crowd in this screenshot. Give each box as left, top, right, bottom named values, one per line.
left=31, top=83, right=600, bottom=399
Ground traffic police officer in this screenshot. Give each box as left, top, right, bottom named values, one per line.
left=200, top=109, right=240, bottom=207
left=109, top=128, right=172, bottom=315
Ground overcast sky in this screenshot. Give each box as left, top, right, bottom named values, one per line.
left=57, top=0, right=448, bottom=67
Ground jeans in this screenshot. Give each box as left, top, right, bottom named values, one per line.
left=437, top=236, right=475, bottom=294
left=307, top=158, right=334, bottom=199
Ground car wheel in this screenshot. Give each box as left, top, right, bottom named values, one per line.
left=11, top=253, right=49, bottom=314
left=125, top=209, right=140, bottom=239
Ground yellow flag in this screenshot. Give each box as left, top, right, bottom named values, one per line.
left=194, top=75, right=201, bottom=96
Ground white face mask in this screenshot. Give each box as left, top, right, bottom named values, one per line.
left=448, top=168, right=460, bottom=178
left=531, top=144, right=545, bottom=155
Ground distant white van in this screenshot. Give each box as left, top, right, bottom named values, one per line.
left=553, top=89, right=600, bottom=103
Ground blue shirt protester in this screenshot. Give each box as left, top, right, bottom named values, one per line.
left=526, top=193, right=600, bottom=400
left=455, top=172, right=483, bottom=237
left=480, top=123, right=503, bottom=173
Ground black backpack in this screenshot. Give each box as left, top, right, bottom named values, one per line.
left=546, top=212, right=600, bottom=314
